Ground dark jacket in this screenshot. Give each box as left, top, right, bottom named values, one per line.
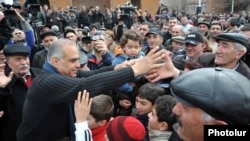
left=0, top=18, right=12, bottom=50
left=16, top=65, right=136, bottom=141
left=0, top=67, right=42, bottom=141
left=87, top=52, right=115, bottom=70
left=32, top=49, right=47, bottom=68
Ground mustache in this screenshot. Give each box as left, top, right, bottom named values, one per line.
left=18, top=64, right=29, bottom=69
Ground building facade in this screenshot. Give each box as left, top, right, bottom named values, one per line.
left=16, top=0, right=159, bottom=15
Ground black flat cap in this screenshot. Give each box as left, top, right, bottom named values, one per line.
left=146, top=28, right=163, bottom=37
left=170, top=68, right=250, bottom=124
left=215, top=33, right=249, bottom=50
left=197, top=21, right=210, bottom=28
left=40, top=30, right=57, bottom=40
left=3, top=44, right=30, bottom=56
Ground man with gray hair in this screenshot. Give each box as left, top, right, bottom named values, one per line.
left=16, top=38, right=165, bottom=141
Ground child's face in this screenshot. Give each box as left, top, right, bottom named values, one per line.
left=123, top=39, right=141, bottom=58
left=148, top=106, right=161, bottom=130
left=135, top=96, right=153, bottom=115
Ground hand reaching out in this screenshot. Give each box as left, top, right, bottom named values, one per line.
left=74, top=90, right=92, bottom=123
left=0, top=111, right=4, bottom=118
left=0, top=63, right=14, bottom=88
left=146, top=50, right=180, bottom=83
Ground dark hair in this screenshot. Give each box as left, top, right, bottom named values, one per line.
left=119, top=30, right=143, bottom=48
left=210, top=21, right=223, bottom=30
left=154, top=95, right=177, bottom=131
left=228, top=17, right=237, bottom=27
left=140, top=22, right=154, bottom=29
left=90, top=95, right=114, bottom=122
left=137, top=83, right=166, bottom=105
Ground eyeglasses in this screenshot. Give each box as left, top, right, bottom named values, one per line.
left=14, top=32, right=22, bottom=35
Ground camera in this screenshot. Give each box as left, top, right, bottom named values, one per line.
left=1, top=2, right=21, bottom=16
left=119, top=2, right=137, bottom=14
left=26, top=4, right=40, bottom=16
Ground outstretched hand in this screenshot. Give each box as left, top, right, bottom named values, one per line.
left=146, top=50, right=180, bottom=83
left=74, top=90, right=92, bottom=123
left=0, top=111, right=4, bottom=118
left=0, top=63, right=14, bottom=88
left=131, top=46, right=165, bottom=76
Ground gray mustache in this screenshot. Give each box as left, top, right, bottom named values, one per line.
left=18, top=65, right=29, bottom=69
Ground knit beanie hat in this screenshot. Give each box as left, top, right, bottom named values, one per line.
left=107, top=116, right=146, bottom=141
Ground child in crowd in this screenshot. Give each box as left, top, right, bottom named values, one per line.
left=148, top=95, right=177, bottom=141
left=132, top=82, right=166, bottom=141
left=106, top=116, right=146, bottom=141
left=112, top=29, right=144, bottom=116
left=74, top=91, right=114, bottom=141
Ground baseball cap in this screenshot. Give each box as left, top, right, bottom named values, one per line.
left=185, top=32, right=204, bottom=45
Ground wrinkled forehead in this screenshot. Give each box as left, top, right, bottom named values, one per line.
left=13, top=29, right=24, bottom=34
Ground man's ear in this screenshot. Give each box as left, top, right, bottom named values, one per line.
left=235, top=50, right=246, bottom=60
left=97, top=120, right=107, bottom=127
left=214, top=120, right=228, bottom=125
left=159, top=121, right=168, bottom=131
left=51, top=57, right=60, bottom=68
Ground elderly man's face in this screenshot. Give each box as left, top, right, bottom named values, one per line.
left=55, top=44, right=80, bottom=77
left=172, top=102, right=207, bottom=141
left=43, top=36, right=58, bottom=48
left=7, top=55, right=30, bottom=77
left=214, top=40, right=244, bottom=68
left=12, top=29, right=25, bottom=42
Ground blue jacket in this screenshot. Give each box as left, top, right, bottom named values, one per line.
left=112, top=52, right=144, bottom=93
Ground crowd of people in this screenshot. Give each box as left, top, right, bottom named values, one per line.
left=0, top=2, right=250, bottom=141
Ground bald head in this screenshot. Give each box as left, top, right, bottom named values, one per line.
left=171, top=25, right=184, bottom=37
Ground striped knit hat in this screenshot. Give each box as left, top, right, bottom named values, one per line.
left=107, top=116, right=146, bottom=141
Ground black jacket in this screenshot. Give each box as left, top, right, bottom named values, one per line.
left=16, top=66, right=136, bottom=141
left=32, top=49, right=47, bottom=68
left=0, top=18, right=12, bottom=50
left=0, top=67, right=42, bottom=141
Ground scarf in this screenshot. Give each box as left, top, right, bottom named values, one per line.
left=43, top=62, right=76, bottom=141
left=91, top=123, right=109, bottom=141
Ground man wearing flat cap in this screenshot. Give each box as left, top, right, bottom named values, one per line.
left=197, top=32, right=250, bottom=79
left=32, top=30, right=58, bottom=68
left=146, top=53, right=250, bottom=141
left=143, top=27, right=165, bottom=55
left=0, top=44, right=42, bottom=141
left=170, top=68, right=250, bottom=141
